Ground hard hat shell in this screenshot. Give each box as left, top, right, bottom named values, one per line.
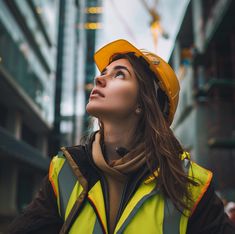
left=94, top=39, right=180, bottom=125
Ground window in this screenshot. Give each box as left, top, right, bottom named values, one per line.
left=21, top=123, right=37, bottom=147
left=17, top=170, right=34, bottom=211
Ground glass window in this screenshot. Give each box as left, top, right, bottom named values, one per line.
left=17, top=170, right=34, bottom=212
left=0, top=21, right=53, bottom=124
left=21, top=123, right=37, bottom=147
left=0, top=3, right=55, bottom=124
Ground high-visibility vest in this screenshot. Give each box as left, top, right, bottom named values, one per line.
left=49, top=149, right=212, bottom=234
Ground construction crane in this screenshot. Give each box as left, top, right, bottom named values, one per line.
left=140, top=0, right=169, bottom=51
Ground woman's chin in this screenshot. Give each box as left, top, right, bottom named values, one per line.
left=86, top=104, right=103, bottom=118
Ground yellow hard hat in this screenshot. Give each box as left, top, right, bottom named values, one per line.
left=94, top=39, right=180, bottom=125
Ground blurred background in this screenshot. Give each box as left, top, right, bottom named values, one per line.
left=0, top=0, right=235, bottom=231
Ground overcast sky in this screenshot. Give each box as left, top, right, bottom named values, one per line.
left=96, top=0, right=190, bottom=61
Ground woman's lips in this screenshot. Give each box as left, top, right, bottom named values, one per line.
left=90, top=89, right=105, bottom=98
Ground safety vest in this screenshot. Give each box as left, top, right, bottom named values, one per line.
left=49, top=147, right=212, bottom=234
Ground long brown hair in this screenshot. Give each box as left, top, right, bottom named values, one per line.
left=106, top=52, right=198, bottom=212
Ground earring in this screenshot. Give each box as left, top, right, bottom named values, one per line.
left=135, top=107, right=142, bottom=114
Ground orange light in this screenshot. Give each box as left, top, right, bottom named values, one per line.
left=84, top=22, right=102, bottom=30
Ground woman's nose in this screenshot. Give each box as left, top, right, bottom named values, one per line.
left=95, top=75, right=106, bottom=87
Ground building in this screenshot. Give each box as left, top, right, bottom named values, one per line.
left=82, top=0, right=103, bottom=131
left=52, top=0, right=86, bottom=151
left=170, top=0, right=235, bottom=200
left=0, top=0, right=102, bottom=229
left=52, top=0, right=103, bottom=147
left=0, top=0, right=59, bottom=229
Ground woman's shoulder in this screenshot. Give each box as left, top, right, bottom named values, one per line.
left=50, top=143, right=99, bottom=185
left=187, top=183, right=235, bottom=234
left=181, top=152, right=213, bottom=186
left=52, top=144, right=88, bottom=162
left=189, top=160, right=213, bottom=183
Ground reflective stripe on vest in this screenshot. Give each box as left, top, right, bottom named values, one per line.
left=163, top=199, right=181, bottom=234
left=49, top=152, right=66, bottom=215
left=115, top=188, right=159, bottom=234
left=58, top=160, right=77, bottom=219
left=49, top=152, right=212, bottom=234
left=93, top=217, right=104, bottom=234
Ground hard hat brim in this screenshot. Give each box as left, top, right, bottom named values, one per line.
left=94, top=39, right=153, bottom=74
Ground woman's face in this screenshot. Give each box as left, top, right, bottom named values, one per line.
left=86, top=58, right=139, bottom=120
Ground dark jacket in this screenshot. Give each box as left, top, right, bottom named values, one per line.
left=8, top=144, right=235, bottom=234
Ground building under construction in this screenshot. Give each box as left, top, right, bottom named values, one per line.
left=170, top=0, right=235, bottom=200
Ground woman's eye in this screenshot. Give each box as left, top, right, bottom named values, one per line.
left=100, top=72, right=106, bottom=76
left=115, top=71, right=125, bottom=79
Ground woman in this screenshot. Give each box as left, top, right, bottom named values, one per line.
left=9, top=39, right=235, bottom=234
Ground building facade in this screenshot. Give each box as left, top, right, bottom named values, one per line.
left=0, top=0, right=101, bottom=230
left=0, top=0, right=59, bottom=229
left=52, top=0, right=85, bottom=151
left=82, top=0, right=102, bottom=131
left=170, top=0, right=235, bottom=200
left=52, top=0, right=103, bottom=147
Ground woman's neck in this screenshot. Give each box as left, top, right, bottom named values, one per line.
left=102, top=121, right=136, bottom=162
